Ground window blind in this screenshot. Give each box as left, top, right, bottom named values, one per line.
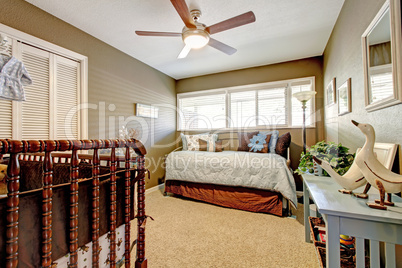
left=370, top=65, right=393, bottom=103
left=177, top=77, right=315, bottom=130
left=258, top=87, right=287, bottom=126
left=230, top=91, right=256, bottom=128
left=179, top=93, right=226, bottom=129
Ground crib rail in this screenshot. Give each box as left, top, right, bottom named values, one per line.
left=0, top=139, right=148, bottom=268
left=18, top=151, right=133, bottom=166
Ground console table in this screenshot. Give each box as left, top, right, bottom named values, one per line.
left=302, top=174, right=402, bottom=268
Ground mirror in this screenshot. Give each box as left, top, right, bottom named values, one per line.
left=362, top=0, right=402, bottom=111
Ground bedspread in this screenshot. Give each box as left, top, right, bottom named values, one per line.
left=165, top=151, right=297, bottom=207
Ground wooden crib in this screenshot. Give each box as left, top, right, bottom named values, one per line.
left=0, top=138, right=148, bottom=268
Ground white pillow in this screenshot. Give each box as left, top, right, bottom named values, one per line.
left=181, top=132, right=208, bottom=150
left=182, top=133, right=218, bottom=151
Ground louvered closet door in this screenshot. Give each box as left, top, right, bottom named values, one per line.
left=54, top=55, right=80, bottom=140
left=0, top=36, right=15, bottom=139
left=0, top=99, right=13, bottom=139
left=20, top=44, right=51, bottom=140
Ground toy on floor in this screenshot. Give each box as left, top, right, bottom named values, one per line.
left=352, top=120, right=402, bottom=210
left=340, top=234, right=355, bottom=246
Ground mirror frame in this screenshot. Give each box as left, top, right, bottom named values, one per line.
left=362, top=0, right=402, bottom=112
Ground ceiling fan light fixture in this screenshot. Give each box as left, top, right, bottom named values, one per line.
left=183, top=29, right=210, bottom=49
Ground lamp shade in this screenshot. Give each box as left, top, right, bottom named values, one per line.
left=293, top=91, right=316, bottom=102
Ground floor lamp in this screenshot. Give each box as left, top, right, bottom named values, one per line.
left=293, top=91, right=316, bottom=154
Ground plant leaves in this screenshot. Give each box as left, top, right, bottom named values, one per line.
left=297, top=140, right=355, bottom=176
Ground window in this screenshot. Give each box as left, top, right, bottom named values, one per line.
left=177, top=77, right=315, bottom=130
left=230, top=91, right=256, bottom=128
left=179, top=93, right=226, bottom=130
left=369, top=64, right=393, bottom=103
left=0, top=23, right=88, bottom=140
left=258, top=86, right=287, bottom=126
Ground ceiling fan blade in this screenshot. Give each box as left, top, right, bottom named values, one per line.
left=208, top=38, right=237, bottom=55
left=206, top=11, right=256, bottom=35
left=178, top=45, right=191, bottom=59
left=170, top=0, right=196, bottom=28
left=135, top=31, right=182, bottom=37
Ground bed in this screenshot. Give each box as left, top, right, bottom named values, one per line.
left=0, top=138, right=148, bottom=268
left=164, top=131, right=296, bottom=217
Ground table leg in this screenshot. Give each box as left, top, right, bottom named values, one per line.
left=385, top=242, right=396, bottom=268
left=303, top=180, right=310, bottom=243
left=326, top=215, right=340, bottom=268
left=370, top=240, right=380, bottom=268
left=355, top=237, right=365, bottom=268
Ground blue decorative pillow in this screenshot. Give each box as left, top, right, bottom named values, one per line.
left=248, top=133, right=271, bottom=153
left=259, top=130, right=279, bottom=153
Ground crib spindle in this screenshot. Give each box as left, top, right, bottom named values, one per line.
left=42, top=141, right=56, bottom=268
left=109, top=142, right=117, bottom=267
left=0, top=139, right=147, bottom=268
left=69, top=145, right=80, bottom=267
left=91, top=141, right=101, bottom=268
left=6, top=149, right=21, bottom=268
left=124, top=143, right=131, bottom=267
left=136, top=155, right=147, bottom=268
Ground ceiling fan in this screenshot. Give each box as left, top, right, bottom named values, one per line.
left=135, top=0, right=256, bottom=59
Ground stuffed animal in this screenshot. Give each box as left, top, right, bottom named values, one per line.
left=0, top=164, right=7, bottom=195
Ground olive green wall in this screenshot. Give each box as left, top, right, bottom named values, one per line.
left=176, top=57, right=324, bottom=189
left=323, top=0, right=402, bottom=161
left=324, top=0, right=402, bottom=257
left=1, top=0, right=177, bottom=188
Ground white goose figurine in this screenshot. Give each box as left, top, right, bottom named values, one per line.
left=352, top=120, right=402, bottom=209
left=313, top=152, right=369, bottom=198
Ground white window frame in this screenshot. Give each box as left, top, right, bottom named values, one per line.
left=0, top=23, right=88, bottom=139
left=177, top=76, right=316, bottom=131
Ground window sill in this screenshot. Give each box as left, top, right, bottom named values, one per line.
left=177, top=125, right=316, bottom=132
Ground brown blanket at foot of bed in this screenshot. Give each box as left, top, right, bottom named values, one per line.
left=165, top=180, right=283, bottom=216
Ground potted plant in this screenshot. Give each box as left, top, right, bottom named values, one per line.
left=295, top=141, right=355, bottom=176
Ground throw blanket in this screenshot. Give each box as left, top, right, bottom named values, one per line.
left=166, top=151, right=297, bottom=207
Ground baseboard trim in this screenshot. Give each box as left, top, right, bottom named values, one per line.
left=146, top=183, right=165, bottom=193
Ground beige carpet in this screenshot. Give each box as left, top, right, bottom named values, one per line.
left=132, top=188, right=319, bottom=268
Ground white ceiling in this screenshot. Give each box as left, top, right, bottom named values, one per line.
left=25, top=0, right=345, bottom=80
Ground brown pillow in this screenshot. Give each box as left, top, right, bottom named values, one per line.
left=215, top=140, right=223, bottom=152
left=199, top=139, right=223, bottom=152
left=199, top=139, right=208, bottom=151
left=237, top=131, right=259, bottom=151
left=249, top=134, right=271, bottom=153
left=275, top=132, right=291, bottom=158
